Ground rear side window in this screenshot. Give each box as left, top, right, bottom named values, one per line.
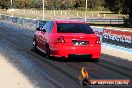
left=57, top=23, right=94, bottom=34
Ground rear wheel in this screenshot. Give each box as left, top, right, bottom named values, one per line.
left=92, top=58, right=99, bottom=62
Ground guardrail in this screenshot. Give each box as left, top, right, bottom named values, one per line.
left=0, top=14, right=132, bottom=49
left=69, top=18, right=129, bottom=24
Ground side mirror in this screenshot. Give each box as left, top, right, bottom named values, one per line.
left=43, top=29, right=46, bottom=32
left=36, top=27, right=41, bottom=31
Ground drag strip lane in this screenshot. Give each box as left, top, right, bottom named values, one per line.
left=0, top=21, right=132, bottom=88
left=0, top=23, right=81, bottom=88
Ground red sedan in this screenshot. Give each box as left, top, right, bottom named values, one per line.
left=33, top=20, right=101, bottom=60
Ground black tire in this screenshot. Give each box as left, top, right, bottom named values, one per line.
left=80, top=79, right=87, bottom=87
left=32, top=40, right=37, bottom=52
left=93, top=58, right=99, bottom=62
left=45, top=46, right=51, bottom=59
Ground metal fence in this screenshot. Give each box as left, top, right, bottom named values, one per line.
left=69, top=18, right=129, bottom=24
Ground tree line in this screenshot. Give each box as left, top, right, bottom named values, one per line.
left=0, top=0, right=105, bottom=10
left=0, top=0, right=132, bottom=22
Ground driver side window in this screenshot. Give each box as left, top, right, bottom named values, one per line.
left=42, top=22, right=48, bottom=32
left=42, top=21, right=54, bottom=34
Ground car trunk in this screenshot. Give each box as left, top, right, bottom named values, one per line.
left=56, top=33, right=97, bottom=47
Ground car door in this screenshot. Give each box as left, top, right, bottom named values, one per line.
left=40, top=21, right=54, bottom=51
left=36, top=30, right=43, bottom=48
left=37, top=22, right=48, bottom=49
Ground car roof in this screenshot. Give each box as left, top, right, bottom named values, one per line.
left=55, top=20, right=86, bottom=24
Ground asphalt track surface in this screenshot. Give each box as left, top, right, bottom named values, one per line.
left=0, top=21, right=132, bottom=88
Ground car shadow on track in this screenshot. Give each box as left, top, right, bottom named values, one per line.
left=32, top=49, right=98, bottom=63
left=48, top=57, right=99, bottom=63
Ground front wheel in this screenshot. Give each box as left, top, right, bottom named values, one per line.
left=32, top=40, right=37, bottom=52
left=45, top=47, right=51, bottom=59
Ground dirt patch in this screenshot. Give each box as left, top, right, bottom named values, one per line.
left=0, top=54, right=34, bottom=88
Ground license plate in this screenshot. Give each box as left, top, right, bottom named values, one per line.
left=72, top=40, right=88, bottom=45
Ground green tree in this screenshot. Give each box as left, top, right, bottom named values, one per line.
left=105, top=0, right=132, bottom=23
left=125, top=0, right=132, bottom=23
left=105, top=0, right=124, bottom=13
left=35, top=0, right=43, bottom=9
left=0, top=0, right=10, bottom=9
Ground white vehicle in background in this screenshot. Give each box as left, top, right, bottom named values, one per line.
left=7, top=8, right=18, bottom=13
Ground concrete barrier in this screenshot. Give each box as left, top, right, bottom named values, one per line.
left=91, top=26, right=103, bottom=42
left=0, top=14, right=38, bottom=28
left=92, top=26, right=132, bottom=48
left=102, top=28, right=132, bottom=48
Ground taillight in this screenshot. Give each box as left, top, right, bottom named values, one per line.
left=56, top=36, right=65, bottom=43
left=96, top=37, right=101, bottom=44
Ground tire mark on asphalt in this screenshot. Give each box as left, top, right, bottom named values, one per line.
left=0, top=28, right=82, bottom=87
left=95, top=60, right=132, bottom=79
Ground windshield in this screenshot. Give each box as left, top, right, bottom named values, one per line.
left=57, top=23, right=94, bottom=34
